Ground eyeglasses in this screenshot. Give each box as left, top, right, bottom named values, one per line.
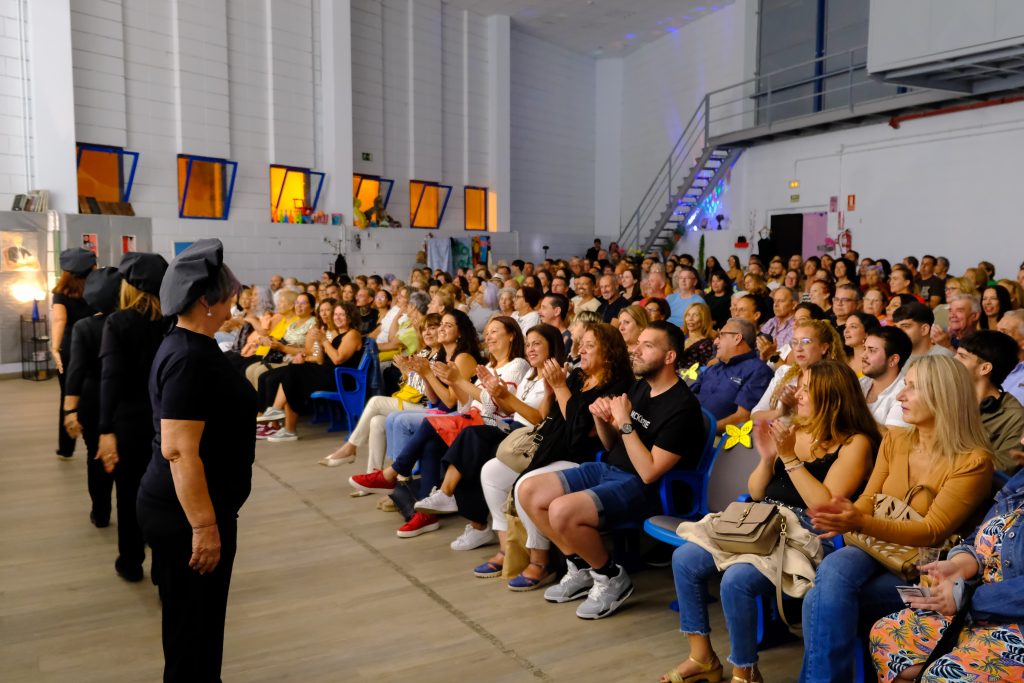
left=793, top=337, right=816, bottom=346
left=834, top=297, right=857, bottom=304
left=719, top=330, right=743, bottom=339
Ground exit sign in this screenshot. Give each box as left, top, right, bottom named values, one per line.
left=790, top=194, right=800, bottom=203
left=361, top=152, right=372, bottom=161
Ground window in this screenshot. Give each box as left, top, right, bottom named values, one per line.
left=270, top=165, right=325, bottom=221
left=464, top=186, right=488, bottom=231
left=76, top=143, right=139, bottom=204
left=177, top=154, right=238, bottom=220
left=352, top=174, right=394, bottom=226
left=410, top=180, right=452, bottom=229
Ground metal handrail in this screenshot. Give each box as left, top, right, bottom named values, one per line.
left=618, top=45, right=926, bottom=253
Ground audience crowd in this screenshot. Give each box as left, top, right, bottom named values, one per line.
left=54, top=240, right=1024, bottom=682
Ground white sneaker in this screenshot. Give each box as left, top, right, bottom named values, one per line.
left=257, top=407, right=286, bottom=423
left=543, top=558, right=593, bottom=603
left=267, top=429, right=298, bottom=442
left=575, top=566, right=633, bottom=620
left=449, top=524, right=497, bottom=551
left=414, top=487, right=458, bottom=514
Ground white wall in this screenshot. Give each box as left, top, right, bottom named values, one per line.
left=0, top=0, right=30, bottom=210
left=609, top=2, right=753, bottom=232
left=510, top=28, right=596, bottom=261
left=350, top=0, right=492, bottom=232
left=683, top=98, right=1024, bottom=279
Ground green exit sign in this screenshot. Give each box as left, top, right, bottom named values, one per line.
left=790, top=194, right=800, bottom=203
left=361, top=152, right=372, bottom=161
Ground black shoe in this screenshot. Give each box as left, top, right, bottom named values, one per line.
left=115, top=559, right=144, bottom=583
left=90, top=511, right=110, bottom=528
left=55, top=450, right=73, bottom=460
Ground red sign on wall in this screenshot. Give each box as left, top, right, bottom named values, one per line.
left=847, top=194, right=856, bottom=212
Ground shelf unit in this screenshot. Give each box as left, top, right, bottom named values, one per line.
left=21, top=315, right=53, bottom=381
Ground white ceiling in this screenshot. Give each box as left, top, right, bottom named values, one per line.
left=444, top=0, right=734, bottom=56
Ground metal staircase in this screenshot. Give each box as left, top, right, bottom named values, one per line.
left=617, top=46, right=987, bottom=256
left=617, top=97, right=743, bottom=256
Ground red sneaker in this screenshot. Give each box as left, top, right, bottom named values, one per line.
left=397, top=512, right=440, bottom=538
left=256, top=424, right=278, bottom=440
left=348, top=469, right=397, bottom=494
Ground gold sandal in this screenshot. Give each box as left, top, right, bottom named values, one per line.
left=661, top=657, right=723, bottom=683
left=730, top=670, right=763, bottom=683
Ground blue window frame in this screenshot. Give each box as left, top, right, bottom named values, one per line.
left=76, top=143, right=140, bottom=203
left=177, top=154, right=238, bottom=220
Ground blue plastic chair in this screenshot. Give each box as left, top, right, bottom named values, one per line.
left=310, top=348, right=372, bottom=432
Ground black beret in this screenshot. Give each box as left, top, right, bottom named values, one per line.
left=83, top=267, right=123, bottom=315
left=118, top=252, right=167, bottom=295
left=60, top=247, right=96, bottom=276
left=159, top=238, right=225, bottom=316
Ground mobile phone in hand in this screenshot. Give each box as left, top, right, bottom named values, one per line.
left=895, top=585, right=930, bottom=605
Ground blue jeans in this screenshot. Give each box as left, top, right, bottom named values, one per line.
left=672, top=542, right=775, bottom=667
left=384, top=410, right=430, bottom=460
left=799, top=545, right=904, bottom=683
left=391, top=419, right=446, bottom=498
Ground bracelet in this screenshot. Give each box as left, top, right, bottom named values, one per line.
left=64, top=408, right=77, bottom=414
left=785, top=461, right=805, bottom=473
left=192, top=522, right=217, bottom=531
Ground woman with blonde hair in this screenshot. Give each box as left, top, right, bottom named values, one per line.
left=665, top=360, right=879, bottom=683
left=567, top=309, right=602, bottom=364
left=96, top=252, right=171, bottom=582
left=616, top=304, right=649, bottom=353
left=997, top=277, right=1024, bottom=309
left=801, top=355, right=994, bottom=682
left=680, top=302, right=716, bottom=368
left=751, top=319, right=846, bottom=422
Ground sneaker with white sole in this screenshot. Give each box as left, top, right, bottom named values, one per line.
left=396, top=512, right=440, bottom=538
left=256, top=424, right=278, bottom=440
left=543, top=559, right=593, bottom=603
left=414, top=487, right=458, bottom=515
left=267, top=429, right=298, bottom=442
left=575, top=566, right=633, bottom=620
left=449, top=524, right=496, bottom=551
left=257, top=407, right=286, bottom=423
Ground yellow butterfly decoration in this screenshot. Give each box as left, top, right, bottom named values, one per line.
left=679, top=362, right=699, bottom=381
left=723, top=420, right=754, bottom=450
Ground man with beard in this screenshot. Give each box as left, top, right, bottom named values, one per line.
left=517, top=321, right=705, bottom=620
left=859, top=327, right=912, bottom=429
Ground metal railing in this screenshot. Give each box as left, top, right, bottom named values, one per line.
left=619, top=46, right=926, bottom=253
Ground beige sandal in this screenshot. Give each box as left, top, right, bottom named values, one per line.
left=661, top=657, right=723, bottom=683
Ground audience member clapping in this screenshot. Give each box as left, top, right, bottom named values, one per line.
left=692, top=317, right=773, bottom=433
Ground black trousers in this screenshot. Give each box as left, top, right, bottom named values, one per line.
left=138, top=503, right=237, bottom=683
left=442, top=425, right=509, bottom=526
left=80, top=405, right=113, bottom=522
left=113, top=423, right=151, bottom=571
left=56, top=353, right=77, bottom=456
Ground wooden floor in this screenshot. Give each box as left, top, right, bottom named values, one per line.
left=0, top=379, right=805, bottom=682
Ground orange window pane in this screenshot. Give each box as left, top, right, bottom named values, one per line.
left=178, top=157, right=225, bottom=218
left=354, top=175, right=380, bottom=225
left=270, top=166, right=309, bottom=220
left=77, top=147, right=122, bottom=202
left=411, top=181, right=439, bottom=228
left=465, top=187, right=487, bottom=231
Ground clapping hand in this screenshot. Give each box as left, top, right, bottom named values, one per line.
left=777, top=385, right=798, bottom=411
left=807, top=496, right=862, bottom=538
left=931, top=324, right=952, bottom=349
left=756, top=336, right=777, bottom=362
left=608, top=394, right=632, bottom=426
left=752, top=421, right=777, bottom=463
left=589, top=396, right=614, bottom=423
left=478, top=365, right=510, bottom=399
left=768, top=419, right=797, bottom=457
left=541, top=359, right=569, bottom=389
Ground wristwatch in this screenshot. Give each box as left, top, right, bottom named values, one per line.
left=619, top=422, right=634, bottom=435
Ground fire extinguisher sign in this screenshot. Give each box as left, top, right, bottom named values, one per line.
left=847, top=194, right=856, bottom=211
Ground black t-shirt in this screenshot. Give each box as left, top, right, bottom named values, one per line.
left=599, top=296, right=630, bottom=324
left=525, top=370, right=631, bottom=473
left=605, top=378, right=705, bottom=480
left=139, top=327, right=258, bottom=519
left=53, top=292, right=93, bottom=357
left=917, top=275, right=946, bottom=304
left=98, top=310, right=172, bottom=434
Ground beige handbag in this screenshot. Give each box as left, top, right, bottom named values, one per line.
left=706, top=501, right=794, bottom=628
left=843, top=485, right=953, bottom=580
left=494, top=421, right=546, bottom=474
left=707, top=501, right=784, bottom=555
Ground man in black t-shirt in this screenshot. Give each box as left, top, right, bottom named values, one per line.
left=518, top=321, right=705, bottom=620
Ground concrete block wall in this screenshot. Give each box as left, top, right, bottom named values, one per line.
left=0, top=0, right=30, bottom=208
left=350, top=0, right=490, bottom=233
left=510, top=28, right=596, bottom=261
left=70, top=0, right=322, bottom=225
